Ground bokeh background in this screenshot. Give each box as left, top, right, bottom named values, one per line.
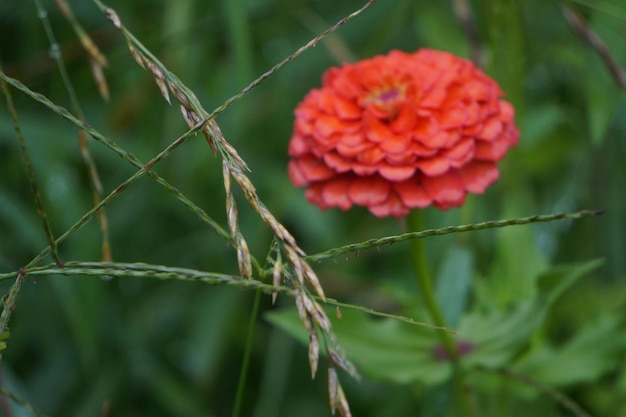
left=0, top=0, right=625, bottom=416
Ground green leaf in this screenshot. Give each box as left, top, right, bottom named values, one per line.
left=460, top=300, right=547, bottom=369
left=514, top=315, right=626, bottom=386
left=481, top=205, right=548, bottom=308
left=436, top=245, right=473, bottom=327
left=537, top=258, right=604, bottom=304
left=462, top=260, right=602, bottom=369
left=266, top=308, right=448, bottom=385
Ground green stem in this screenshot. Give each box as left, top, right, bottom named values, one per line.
left=232, top=289, right=262, bottom=417
left=1, top=76, right=61, bottom=266
left=406, top=210, right=478, bottom=417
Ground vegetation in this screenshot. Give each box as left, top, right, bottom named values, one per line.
left=0, top=1, right=624, bottom=416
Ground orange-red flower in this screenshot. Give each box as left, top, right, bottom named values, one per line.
left=288, top=49, right=519, bottom=218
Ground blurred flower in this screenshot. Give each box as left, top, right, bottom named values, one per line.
left=288, top=49, right=519, bottom=217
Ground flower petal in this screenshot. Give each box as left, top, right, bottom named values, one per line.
left=394, top=180, right=432, bottom=208
left=457, top=161, right=499, bottom=193
left=290, top=155, right=336, bottom=183
left=323, top=152, right=351, bottom=173
left=288, top=134, right=308, bottom=156
left=477, top=117, right=503, bottom=140
left=336, top=136, right=371, bottom=157
left=369, top=193, right=409, bottom=218
left=294, top=117, right=315, bottom=137
left=503, top=123, right=520, bottom=146
left=288, top=160, right=308, bottom=186
left=474, top=139, right=509, bottom=161
left=498, top=100, right=515, bottom=123
left=316, top=89, right=336, bottom=112
left=465, top=79, right=491, bottom=101
left=422, top=171, right=466, bottom=207
left=411, top=115, right=439, bottom=140
left=304, top=183, right=326, bottom=208
left=410, top=142, right=438, bottom=157
left=333, top=96, right=362, bottom=120
left=339, top=132, right=365, bottom=147
left=416, top=156, right=450, bottom=176
left=365, top=115, right=394, bottom=143
left=379, top=164, right=416, bottom=181
left=314, top=114, right=345, bottom=138
left=348, top=176, right=390, bottom=206
left=438, top=105, right=467, bottom=129
left=356, top=147, right=385, bottom=164
left=390, top=105, right=416, bottom=132
left=326, top=67, right=362, bottom=99
left=385, top=152, right=416, bottom=165
left=380, top=133, right=411, bottom=154
left=464, top=101, right=481, bottom=126
left=442, top=138, right=474, bottom=161
left=322, top=177, right=353, bottom=210
left=352, top=163, right=379, bottom=176
left=422, top=130, right=449, bottom=149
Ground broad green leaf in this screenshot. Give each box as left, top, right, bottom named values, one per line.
left=463, top=260, right=602, bottom=369
left=537, top=258, right=604, bottom=304
left=514, top=315, right=626, bottom=386
left=266, top=308, right=448, bottom=385
left=460, top=300, right=547, bottom=369
left=481, top=196, right=548, bottom=308
left=436, top=245, right=473, bottom=327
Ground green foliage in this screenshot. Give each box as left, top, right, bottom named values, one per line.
left=269, top=259, right=606, bottom=387
left=1, top=0, right=625, bottom=416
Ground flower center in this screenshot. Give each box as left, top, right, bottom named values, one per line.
left=364, top=85, right=406, bottom=119
left=378, top=88, right=400, bottom=103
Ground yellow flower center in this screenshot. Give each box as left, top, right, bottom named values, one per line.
left=364, top=85, right=406, bottom=119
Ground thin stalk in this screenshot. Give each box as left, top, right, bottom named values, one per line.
left=232, top=290, right=262, bottom=417
left=0, top=76, right=61, bottom=266
left=307, top=209, right=603, bottom=263
left=0, top=273, right=26, bottom=360
left=406, top=210, right=478, bottom=417
left=0, top=386, right=50, bottom=417
left=34, top=0, right=112, bottom=261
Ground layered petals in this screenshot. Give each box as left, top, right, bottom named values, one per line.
left=422, top=171, right=466, bottom=208
left=348, top=176, right=391, bottom=206
left=288, top=48, right=519, bottom=217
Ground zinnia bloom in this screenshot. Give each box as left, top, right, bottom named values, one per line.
left=287, top=49, right=519, bottom=218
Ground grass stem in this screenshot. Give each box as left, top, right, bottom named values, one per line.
left=407, top=210, right=478, bottom=417
left=232, top=290, right=262, bottom=417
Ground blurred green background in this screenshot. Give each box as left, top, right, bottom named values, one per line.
left=1, top=0, right=625, bottom=416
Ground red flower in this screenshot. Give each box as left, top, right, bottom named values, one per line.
left=288, top=49, right=519, bottom=218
